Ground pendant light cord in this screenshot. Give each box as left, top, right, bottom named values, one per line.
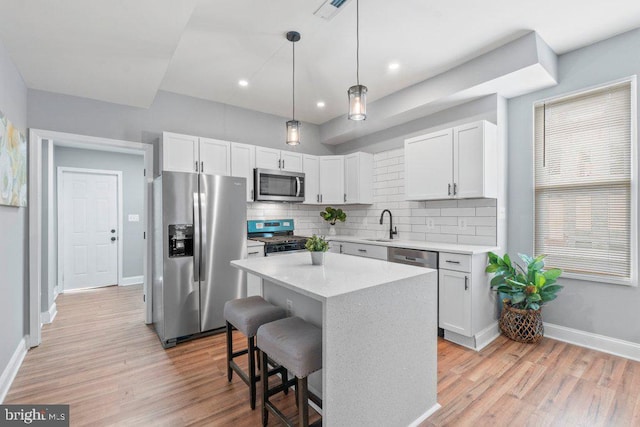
left=356, top=0, right=360, bottom=86
left=292, top=40, right=296, bottom=121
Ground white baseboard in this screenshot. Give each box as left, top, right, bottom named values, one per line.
left=40, top=302, right=58, bottom=325
left=408, top=403, right=441, bottom=427
left=544, top=322, right=640, bottom=362
left=475, top=322, right=501, bottom=351
left=0, top=336, right=27, bottom=403
left=53, top=285, right=60, bottom=301
left=120, top=275, right=143, bottom=286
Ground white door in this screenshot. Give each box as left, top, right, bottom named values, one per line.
left=280, top=151, right=303, bottom=172
left=405, top=129, right=453, bottom=200
left=162, top=132, right=198, bottom=173
left=231, top=142, right=256, bottom=201
left=61, top=170, right=119, bottom=291
left=438, top=269, right=472, bottom=336
left=255, top=147, right=282, bottom=170
left=454, top=122, right=484, bottom=199
left=303, top=154, right=319, bottom=204
left=199, top=137, right=231, bottom=176
left=319, top=156, right=345, bottom=204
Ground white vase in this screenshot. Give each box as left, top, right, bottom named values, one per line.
left=328, top=225, right=337, bottom=236
left=310, top=251, right=325, bottom=265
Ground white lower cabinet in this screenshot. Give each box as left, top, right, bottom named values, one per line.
left=438, top=252, right=497, bottom=350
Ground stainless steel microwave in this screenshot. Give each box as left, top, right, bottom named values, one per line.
left=254, top=168, right=305, bottom=202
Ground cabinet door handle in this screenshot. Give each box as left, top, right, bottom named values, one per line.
left=195, top=161, right=199, bottom=173
left=251, top=189, right=254, bottom=200
left=317, top=194, right=320, bottom=203
left=282, top=159, right=285, bottom=169
left=278, top=158, right=282, bottom=169
left=320, top=194, right=323, bottom=203
left=358, top=248, right=367, bottom=253
left=248, top=251, right=260, bottom=255
left=339, top=244, right=343, bottom=254
left=465, top=276, right=469, bottom=290
left=344, top=193, right=347, bottom=203
left=453, top=183, right=457, bottom=195
left=201, top=161, right=204, bottom=173
left=445, top=260, right=460, bottom=264
left=448, top=183, right=451, bottom=196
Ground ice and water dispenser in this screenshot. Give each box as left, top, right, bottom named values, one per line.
left=168, top=224, right=194, bottom=257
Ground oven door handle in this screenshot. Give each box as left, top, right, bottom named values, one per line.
left=295, top=176, right=301, bottom=197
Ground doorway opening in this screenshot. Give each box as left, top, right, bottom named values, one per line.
left=29, top=129, right=153, bottom=348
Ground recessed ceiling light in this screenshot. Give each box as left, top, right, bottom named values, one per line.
left=238, top=79, right=249, bottom=87
left=388, top=62, right=400, bottom=70
left=317, top=101, right=326, bottom=108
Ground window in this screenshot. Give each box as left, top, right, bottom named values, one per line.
left=534, top=80, right=636, bottom=285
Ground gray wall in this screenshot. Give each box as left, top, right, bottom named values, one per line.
left=508, top=27, right=640, bottom=343
left=0, top=39, right=27, bottom=380
left=53, top=147, right=145, bottom=284
left=27, top=89, right=335, bottom=170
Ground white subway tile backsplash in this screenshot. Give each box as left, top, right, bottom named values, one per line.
left=247, top=148, right=496, bottom=246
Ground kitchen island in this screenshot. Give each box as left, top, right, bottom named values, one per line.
left=231, top=252, right=439, bottom=426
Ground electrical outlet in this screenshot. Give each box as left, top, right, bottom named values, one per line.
left=286, top=299, right=293, bottom=317
left=426, top=218, right=435, bottom=230
left=459, top=218, right=467, bottom=230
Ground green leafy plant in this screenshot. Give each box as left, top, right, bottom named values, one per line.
left=305, top=235, right=329, bottom=252
left=485, top=252, right=563, bottom=311
left=319, top=207, right=347, bottom=225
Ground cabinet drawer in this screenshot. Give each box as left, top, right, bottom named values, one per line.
left=341, top=242, right=387, bottom=260
left=439, top=252, right=471, bottom=272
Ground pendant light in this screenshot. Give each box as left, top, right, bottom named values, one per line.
left=286, top=31, right=301, bottom=146
left=348, top=0, right=367, bottom=120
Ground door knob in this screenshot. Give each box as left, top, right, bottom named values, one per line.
left=111, top=237, right=117, bottom=242
left=111, top=229, right=116, bottom=233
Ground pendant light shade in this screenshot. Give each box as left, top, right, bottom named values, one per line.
left=286, top=31, right=301, bottom=146
left=348, top=0, right=367, bottom=121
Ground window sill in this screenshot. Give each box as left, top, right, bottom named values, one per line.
left=561, top=272, right=636, bottom=287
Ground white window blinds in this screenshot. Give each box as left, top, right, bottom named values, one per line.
left=534, top=81, right=633, bottom=282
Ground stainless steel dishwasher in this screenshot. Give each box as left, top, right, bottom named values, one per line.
left=387, top=247, right=443, bottom=336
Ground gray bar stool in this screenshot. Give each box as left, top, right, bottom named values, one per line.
left=257, top=316, right=323, bottom=427
left=224, top=296, right=288, bottom=409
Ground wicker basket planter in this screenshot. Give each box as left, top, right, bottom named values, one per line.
left=499, top=301, right=544, bottom=344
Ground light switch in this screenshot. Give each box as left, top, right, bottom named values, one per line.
left=128, top=214, right=140, bottom=222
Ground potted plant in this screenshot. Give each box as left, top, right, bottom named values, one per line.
left=320, top=207, right=347, bottom=236
left=485, top=252, right=563, bottom=343
left=305, top=234, right=329, bottom=265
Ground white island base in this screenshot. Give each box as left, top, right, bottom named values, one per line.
left=231, top=252, right=439, bottom=426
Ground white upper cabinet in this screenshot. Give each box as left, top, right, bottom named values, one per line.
left=161, top=132, right=199, bottom=173
left=255, top=147, right=303, bottom=172
left=199, top=137, right=231, bottom=176
left=319, top=156, right=345, bottom=205
left=303, top=154, right=320, bottom=204
left=280, top=151, right=303, bottom=172
left=161, top=132, right=231, bottom=176
left=344, top=152, right=373, bottom=204
left=404, top=120, right=497, bottom=200
left=231, top=142, right=256, bottom=202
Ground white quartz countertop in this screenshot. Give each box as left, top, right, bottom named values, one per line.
left=231, top=252, right=435, bottom=302
left=246, top=239, right=265, bottom=248
left=327, top=235, right=498, bottom=255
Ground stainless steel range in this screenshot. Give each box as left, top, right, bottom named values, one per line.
left=248, top=219, right=308, bottom=256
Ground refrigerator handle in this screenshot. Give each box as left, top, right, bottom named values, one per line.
left=193, top=192, right=200, bottom=282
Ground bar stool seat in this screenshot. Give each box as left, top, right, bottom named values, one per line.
left=257, top=317, right=322, bottom=427
left=224, top=296, right=287, bottom=410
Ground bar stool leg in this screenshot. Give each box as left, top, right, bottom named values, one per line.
left=226, top=321, right=233, bottom=382
left=261, top=350, right=269, bottom=427
left=248, top=336, right=257, bottom=410
left=297, top=376, right=309, bottom=427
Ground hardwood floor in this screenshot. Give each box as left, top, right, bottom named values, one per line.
left=6, top=285, right=640, bottom=426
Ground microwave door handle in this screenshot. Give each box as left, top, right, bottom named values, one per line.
left=193, top=192, right=200, bottom=283
left=295, top=177, right=301, bottom=197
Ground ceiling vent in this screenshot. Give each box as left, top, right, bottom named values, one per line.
left=314, top=0, right=351, bottom=20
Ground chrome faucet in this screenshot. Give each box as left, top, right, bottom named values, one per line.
left=379, top=209, right=398, bottom=240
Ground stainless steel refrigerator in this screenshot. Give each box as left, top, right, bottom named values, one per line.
left=152, top=172, right=247, bottom=348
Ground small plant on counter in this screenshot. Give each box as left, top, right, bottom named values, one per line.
left=305, top=235, right=329, bottom=252
left=486, top=252, right=563, bottom=310
left=319, top=207, right=347, bottom=225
